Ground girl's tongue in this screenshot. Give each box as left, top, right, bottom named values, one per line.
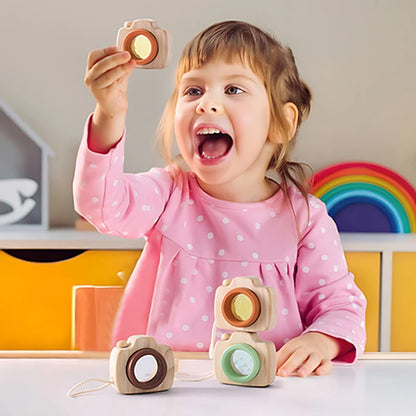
left=198, top=134, right=233, bottom=159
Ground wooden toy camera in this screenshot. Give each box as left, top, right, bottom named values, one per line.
left=213, top=277, right=277, bottom=387
left=116, top=19, right=171, bottom=68
left=214, top=276, right=277, bottom=333
left=214, top=331, right=276, bottom=387
left=109, top=335, right=174, bottom=394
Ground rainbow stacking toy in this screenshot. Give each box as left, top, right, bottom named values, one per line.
left=310, top=162, right=416, bottom=233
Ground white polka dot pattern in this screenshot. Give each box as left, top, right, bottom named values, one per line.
left=73, top=117, right=367, bottom=361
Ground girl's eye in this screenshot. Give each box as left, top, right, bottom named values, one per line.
left=226, top=86, right=244, bottom=95
left=184, top=87, right=202, bottom=96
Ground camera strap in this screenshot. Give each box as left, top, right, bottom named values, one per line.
left=209, top=319, right=218, bottom=359
left=67, top=378, right=114, bottom=398
left=67, top=369, right=215, bottom=398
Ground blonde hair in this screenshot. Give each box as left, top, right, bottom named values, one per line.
left=157, top=20, right=312, bottom=200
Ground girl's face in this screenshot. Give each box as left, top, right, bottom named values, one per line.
left=174, top=58, right=277, bottom=201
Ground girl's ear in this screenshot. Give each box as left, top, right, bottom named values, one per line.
left=283, top=102, right=299, bottom=141
left=268, top=102, right=299, bottom=144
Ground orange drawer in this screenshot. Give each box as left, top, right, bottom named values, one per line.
left=391, top=252, right=416, bottom=351
left=345, top=252, right=381, bottom=352
left=0, top=250, right=140, bottom=349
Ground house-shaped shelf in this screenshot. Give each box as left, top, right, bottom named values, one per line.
left=0, top=98, right=54, bottom=230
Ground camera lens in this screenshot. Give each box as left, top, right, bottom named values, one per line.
left=221, top=343, right=260, bottom=383
left=126, top=348, right=167, bottom=390
left=221, top=288, right=261, bottom=327
left=231, top=293, right=253, bottom=321
left=131, top=35, right=153, bottom=60
left=124, top=30, right=158, bottom=65
left=231, top=349, right=254, bottom=375
left=134, top=354, right=158, bottom=382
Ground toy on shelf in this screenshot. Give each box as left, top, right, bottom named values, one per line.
left=213, top=277, right=277, bottom=387
left=310, top=162, right=416, bottom=233
left=110, top=335, right=175, bottom=394
left=0, top=98, right=54, bottom=230
left=116, top=19, right=171, bottom=69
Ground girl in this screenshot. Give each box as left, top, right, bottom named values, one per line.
left=74, top=21, right=366, bottom=377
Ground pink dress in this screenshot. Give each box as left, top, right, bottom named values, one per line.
left=73, top=117, right=367, bottom=363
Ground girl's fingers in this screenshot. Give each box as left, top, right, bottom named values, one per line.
left=86, top=48, right=132, bottom=82
left=90, top=50, right=132, bottom=77
left=275, top=339, right=299, bottom=370
left=87, top=52, right=131, bottom=80
left=92, top=60, right=135, bottom=89
left=277, top=348, right=334, bottom=378
left=296, top=352, right=323, bottom=377
left=85, top=50, right=134, bottom=90
left=276, top=333, right=337, bottom=377
left=86, top=46, right=119, bottom=70
left=315, top=359, right=333, bottom=376
left=277, top=347, right=309, bottom=377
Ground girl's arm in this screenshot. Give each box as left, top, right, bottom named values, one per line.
left=74, top=46, right=176, bottom=237
left=73, top=118, right=174, bottom=239
left=276, top=194, right=367, bottom=377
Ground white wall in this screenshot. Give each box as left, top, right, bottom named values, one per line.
left=1, top=0, right=415, bottom=226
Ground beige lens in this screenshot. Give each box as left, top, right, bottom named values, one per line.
left=131, top=34, right=152, bottom=60
left=230, top=294, right=253, bottom=321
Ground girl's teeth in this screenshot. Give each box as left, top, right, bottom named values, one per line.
left=197, top=128, right=221, bottom=135
left=201, top=151, right=217, bottom=159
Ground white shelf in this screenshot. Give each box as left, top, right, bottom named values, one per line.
left=0, top=228, right=145, bottom=250
left=1, top=229, right=416, bottom=251
left=340, top=232, right=416, bottom=252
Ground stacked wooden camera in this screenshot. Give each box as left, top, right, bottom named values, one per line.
left=213, top=277, right=278, bottom=387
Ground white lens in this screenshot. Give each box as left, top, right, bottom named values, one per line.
left=231, top=349, right=254, bottom=376
left=134, top=355, right=158, bottom=382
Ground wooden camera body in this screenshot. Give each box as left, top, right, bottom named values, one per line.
left=214, top=277, right=277, bottom=333
left=116, top=19, right=171, bottom=68
left=109, top=335, right=175, bottom=394
left=214, top=331, right=276, bottom=387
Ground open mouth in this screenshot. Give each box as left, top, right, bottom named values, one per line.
left=196, top=128, right=233, bottom=160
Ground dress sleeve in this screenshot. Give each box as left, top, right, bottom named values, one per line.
left=73, top=115, right=174, bottom=238
left=294, top=194, right=367, bottom=363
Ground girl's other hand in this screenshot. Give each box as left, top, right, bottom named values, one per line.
left=84, top=46, right=136, bottom=118
left=275, top=332, right=350, bottom=377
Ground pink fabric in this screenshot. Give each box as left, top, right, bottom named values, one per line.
left=73, top=116, right=367, bottom=362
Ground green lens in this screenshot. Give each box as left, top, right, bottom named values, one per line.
left=221, top=343, right=260, bottom=383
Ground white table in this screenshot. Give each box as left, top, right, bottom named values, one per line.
left=0, top=356, right=415, bottom=416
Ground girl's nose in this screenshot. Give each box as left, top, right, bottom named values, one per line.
left=196, top=99, right=224, bottom=115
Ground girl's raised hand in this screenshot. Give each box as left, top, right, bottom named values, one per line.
left=84, top=46, right=136, bottom=118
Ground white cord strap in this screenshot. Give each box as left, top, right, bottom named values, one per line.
left=175, top=320, right=217, bottom=381
left=174, top=370, right=215, bottom=382
left=209, top=319, right=218, bottom=360
left=67, top=378, right=114, bottom=398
